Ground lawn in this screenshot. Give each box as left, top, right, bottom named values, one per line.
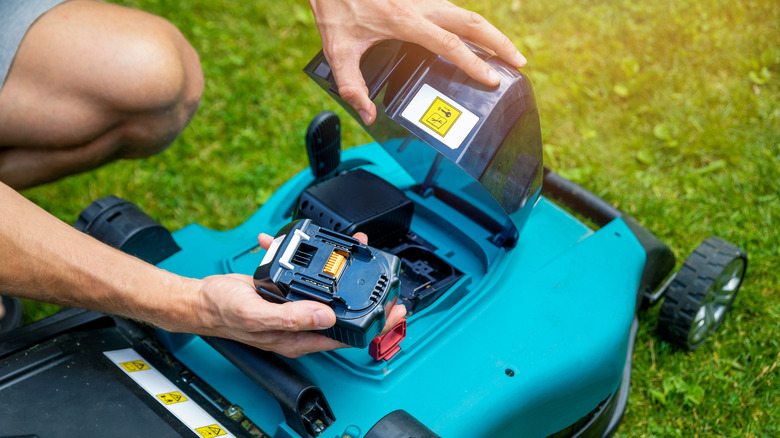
left=20, top=0, right=779, bottom=435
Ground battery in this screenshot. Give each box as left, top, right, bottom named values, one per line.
left=254, top=219, right=401, bottom=348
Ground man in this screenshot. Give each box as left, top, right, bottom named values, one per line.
left=0, top=0, right=525, bottom=356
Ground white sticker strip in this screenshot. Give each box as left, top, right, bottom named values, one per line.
left=400, top=84, right=479, bottom=150
left=104, top=348, right=234, bottom=438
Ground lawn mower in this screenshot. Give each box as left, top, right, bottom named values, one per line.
left=0, top=41, right=747, bottom=437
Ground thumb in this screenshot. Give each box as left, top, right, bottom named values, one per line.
left=327, top=50, right=376, bottom=125
left=258, top=233, right=274, bottom=250
left=267, top=301, right=337, bottom=332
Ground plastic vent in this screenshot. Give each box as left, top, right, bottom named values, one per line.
left=371, top=275, right=389, bottom=303
left=292, top=243, right=318, bottom=268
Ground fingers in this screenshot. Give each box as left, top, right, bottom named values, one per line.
left=431, top=5, right=526, bottom=69
left=259, top=231, right=368, bottom=249
left=273, top=333, right=349, bottom=358
left=261, top=300, right=337, bottom=332
left=199, top=274, right=335, bottom=332
left=310, top=0, right=524, bottom=125
left=413, top=24, right=502, bottom=86
left=258, top=232, right=274, bottom=250
left=251, top=303, right=406, bottom=357
left=353, top=232, right=368, bottom=245
left=326, top=50, right=376, bottom=125
left=405, top=5, right=529, bottom=88
left=380, top=304, right=407, bottom=335
left=242, top=296, right=346, bottom=357
left=201, top=274, right=405, bottom=357
left=241, top=330, right=349, bottom=358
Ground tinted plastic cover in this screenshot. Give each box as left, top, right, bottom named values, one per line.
left=304, top=41, right=543, bottom=235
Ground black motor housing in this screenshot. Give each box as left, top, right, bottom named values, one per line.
left=295, top=169, right=414, bottom=248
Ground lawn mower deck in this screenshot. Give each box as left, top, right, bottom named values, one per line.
left=0, top=42, right=746, bottom=438
left=159, top=143, right=648, bottom=437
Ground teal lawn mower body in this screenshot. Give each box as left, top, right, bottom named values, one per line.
left=150, top=41, right=649, bottom=436
left=0, top=41, right=747, bottom=438
left=154, top=141, right=646, bottom=437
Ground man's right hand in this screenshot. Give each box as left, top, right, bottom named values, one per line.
left=308, top=0, right=526, bottom=125
left=0, top=182, right=404, bottom=358
left=181, top=232, right=406, bottom=358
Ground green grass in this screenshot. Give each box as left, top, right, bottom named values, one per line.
left=20, top=0, right=779, bottom=435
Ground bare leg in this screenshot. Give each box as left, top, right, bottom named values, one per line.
left=0, top=0, right=204, bottom=189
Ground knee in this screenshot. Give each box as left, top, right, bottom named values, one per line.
left=42, top=2, right=207, bottom=158
left=111, top=16, right=204, bottom=158
left=0, top=1, right=205, bottom=189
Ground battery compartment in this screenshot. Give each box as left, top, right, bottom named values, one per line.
left=296, top=170, right=463, bottom=314
left=380, top=234, right=462, bottom=315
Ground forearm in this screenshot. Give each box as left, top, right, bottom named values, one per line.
left=0, top=182, right=198, bottom=331
left=0, top=184, right=404, bottom=357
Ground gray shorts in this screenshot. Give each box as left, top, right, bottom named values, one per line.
left=0, top=0, right=70, bottom=90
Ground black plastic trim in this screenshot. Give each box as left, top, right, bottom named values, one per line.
left=203, top=337, right=335, bottom=438
left=306, top=111, right=341, bottom=182
left=74, top=195, right=181, bottom=265
left=412, top=184, right=519, bottom=248
left=0, top=308, right=112, bottom=359
left=576, top=317, right=638, bottom=437
left=0, top=310, right=262, bottom=438
left=541, top=169, right=620, bottom=227
left=620, top=216, right=677, bottom=310
left=548, top=317, right=639, bottom=438
left=365, top=410, right=441, bottom=438
left=0, top=296, right=23, bottom=334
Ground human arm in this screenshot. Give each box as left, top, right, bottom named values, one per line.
left=0, top=183, right=404, bottom=357
left=308, top=0, right=526, bottom=125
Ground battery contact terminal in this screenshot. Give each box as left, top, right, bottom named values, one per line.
left=323, top=250, right=349, bottom=278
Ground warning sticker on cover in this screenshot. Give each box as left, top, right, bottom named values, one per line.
left=420, top=97, right=462, bottom=137
left=401, top=84, right=479, bottom=150
left=104, top=349, right=234, bottom=438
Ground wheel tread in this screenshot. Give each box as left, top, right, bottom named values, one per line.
left=657, top=237, right=747, bottom=350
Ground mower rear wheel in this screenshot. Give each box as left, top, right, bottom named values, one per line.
left=658, top=237, right=747, bottom=350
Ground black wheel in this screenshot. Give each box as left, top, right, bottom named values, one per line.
left=0, top=296, right=23, bottom=334
left=658, top=237, right=747, bottom=350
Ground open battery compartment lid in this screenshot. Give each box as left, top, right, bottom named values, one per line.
left=304, top=41, right=543, bottom=247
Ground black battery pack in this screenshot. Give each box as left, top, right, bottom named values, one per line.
left=254, top=219, right=401, bottom=348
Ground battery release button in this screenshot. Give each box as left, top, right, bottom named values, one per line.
left=369, top=318, right=406, bottom=361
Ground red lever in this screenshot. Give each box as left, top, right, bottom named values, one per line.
left=369, top=318, right=406, bottom=361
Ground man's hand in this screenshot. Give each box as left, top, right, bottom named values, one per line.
left=188, top=231, right=406, bottom=358
left=0, top=182, right=405, bottom=358
left=308, top=0, right=526, bottom=125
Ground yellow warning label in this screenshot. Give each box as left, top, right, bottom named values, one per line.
left=195, top=424, right=227, bottom=437
left=157, top=391, right=188, bottom=405
left=420, top=97, right=462, bottom=137
left=119, top=360, right=150, bottom=372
